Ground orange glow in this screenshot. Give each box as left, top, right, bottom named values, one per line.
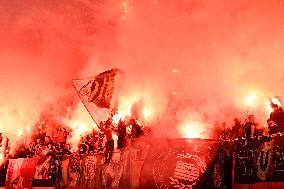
left=179, top=121, right=207, bottom=139
left=65, top=103, right=98, bottom=151
left=246, top=94, right=257, bottom=107
left=17, top=129, right=23, bottom=137
left=112, top=99, right=133, bottom=124
left=112, top=93, right=155, bottom=124
left=143, top=106, right=153, bottom=120
left=76, top=124, right=87, bottom=135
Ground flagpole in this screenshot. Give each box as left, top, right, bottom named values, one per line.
left=72, top=81, right=99, bottom=127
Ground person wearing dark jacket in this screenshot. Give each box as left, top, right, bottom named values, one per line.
left=130, top=118, right=143, bottom=138
left=117, top=119, right=127, bottom=150
left=267, top=118, right=279, bottom=135
left=244, top=115, right=257, bottom=140
left=270, top=104, right=284, bottom=132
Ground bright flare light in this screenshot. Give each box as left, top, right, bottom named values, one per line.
left=112, top=94, right=141, bottom=124
left=17, top=129, right=23, bottom=137
left=246, top=94, right=257, bottom=107
left=112, top=104, right=132, bottom=124
left=76, top=124, right=87, bottom=135
left=143, top=107, right=152, bottom=120
left=179, top=121, right=206, bottom=139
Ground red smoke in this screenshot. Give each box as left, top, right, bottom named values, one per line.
left=1, top=0, right=284, bottom=148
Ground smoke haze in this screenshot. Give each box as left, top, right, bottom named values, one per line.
left=0, top=0, right=284, bottom=143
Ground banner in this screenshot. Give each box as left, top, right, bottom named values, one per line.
left=5, top=157, right=39, bottom=189
left=210, top=142, right=233, bottom=189
left=34, top=157, right=51, bottom=179
left=5, top=158, right=24, bottom=188
left=234, top=137, right=273, bottom=184
left=77, top=154, right=104, bottom=189
left=139, top=139, right=221, bottom=189
left=61, top=156, right=70, bottom=187
left=72, top=68, right=121, bottom=124
left=272, top=136, right=284, bottom=181
left=103, top=152, right=127, bottom=189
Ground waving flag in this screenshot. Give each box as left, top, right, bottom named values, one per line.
left=73, top=68, right=121, bottom=124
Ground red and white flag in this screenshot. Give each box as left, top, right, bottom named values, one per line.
left=72, top=68, right=122, bottom=124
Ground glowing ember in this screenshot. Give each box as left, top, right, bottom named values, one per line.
left=121, top=0, right=132, bottom=20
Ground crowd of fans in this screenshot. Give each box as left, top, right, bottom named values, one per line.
left=2, top=116, right=146, bottom=166
left=1, top=99, right=283, bottom=162
left=218, top=103, right=284, bottom=141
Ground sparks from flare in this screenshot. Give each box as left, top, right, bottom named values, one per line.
left=121, top=0, right=132, bottom=20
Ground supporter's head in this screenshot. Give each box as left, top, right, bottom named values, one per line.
left=45, top=136, right=51, bottom=142
left=222, top=122, right=229, bottom=130
left=36, top=138, right=42, bottom=144
left=234, top=118, right=240, bottom=124
left=130, top=118, right=136, bottom=124
left=47, top=143, right=52, bottom=149
left=267, top=118, right=274, bottom=125
left=248, top=115, right=256, bottom=123
left=271, top=103, right=279, bottom=111
left=118, top=118, right=124, bottom=125
left=106, top=118, right=112, bottom=125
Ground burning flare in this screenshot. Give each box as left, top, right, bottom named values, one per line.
left=178, top=120, right=207, bottom=139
